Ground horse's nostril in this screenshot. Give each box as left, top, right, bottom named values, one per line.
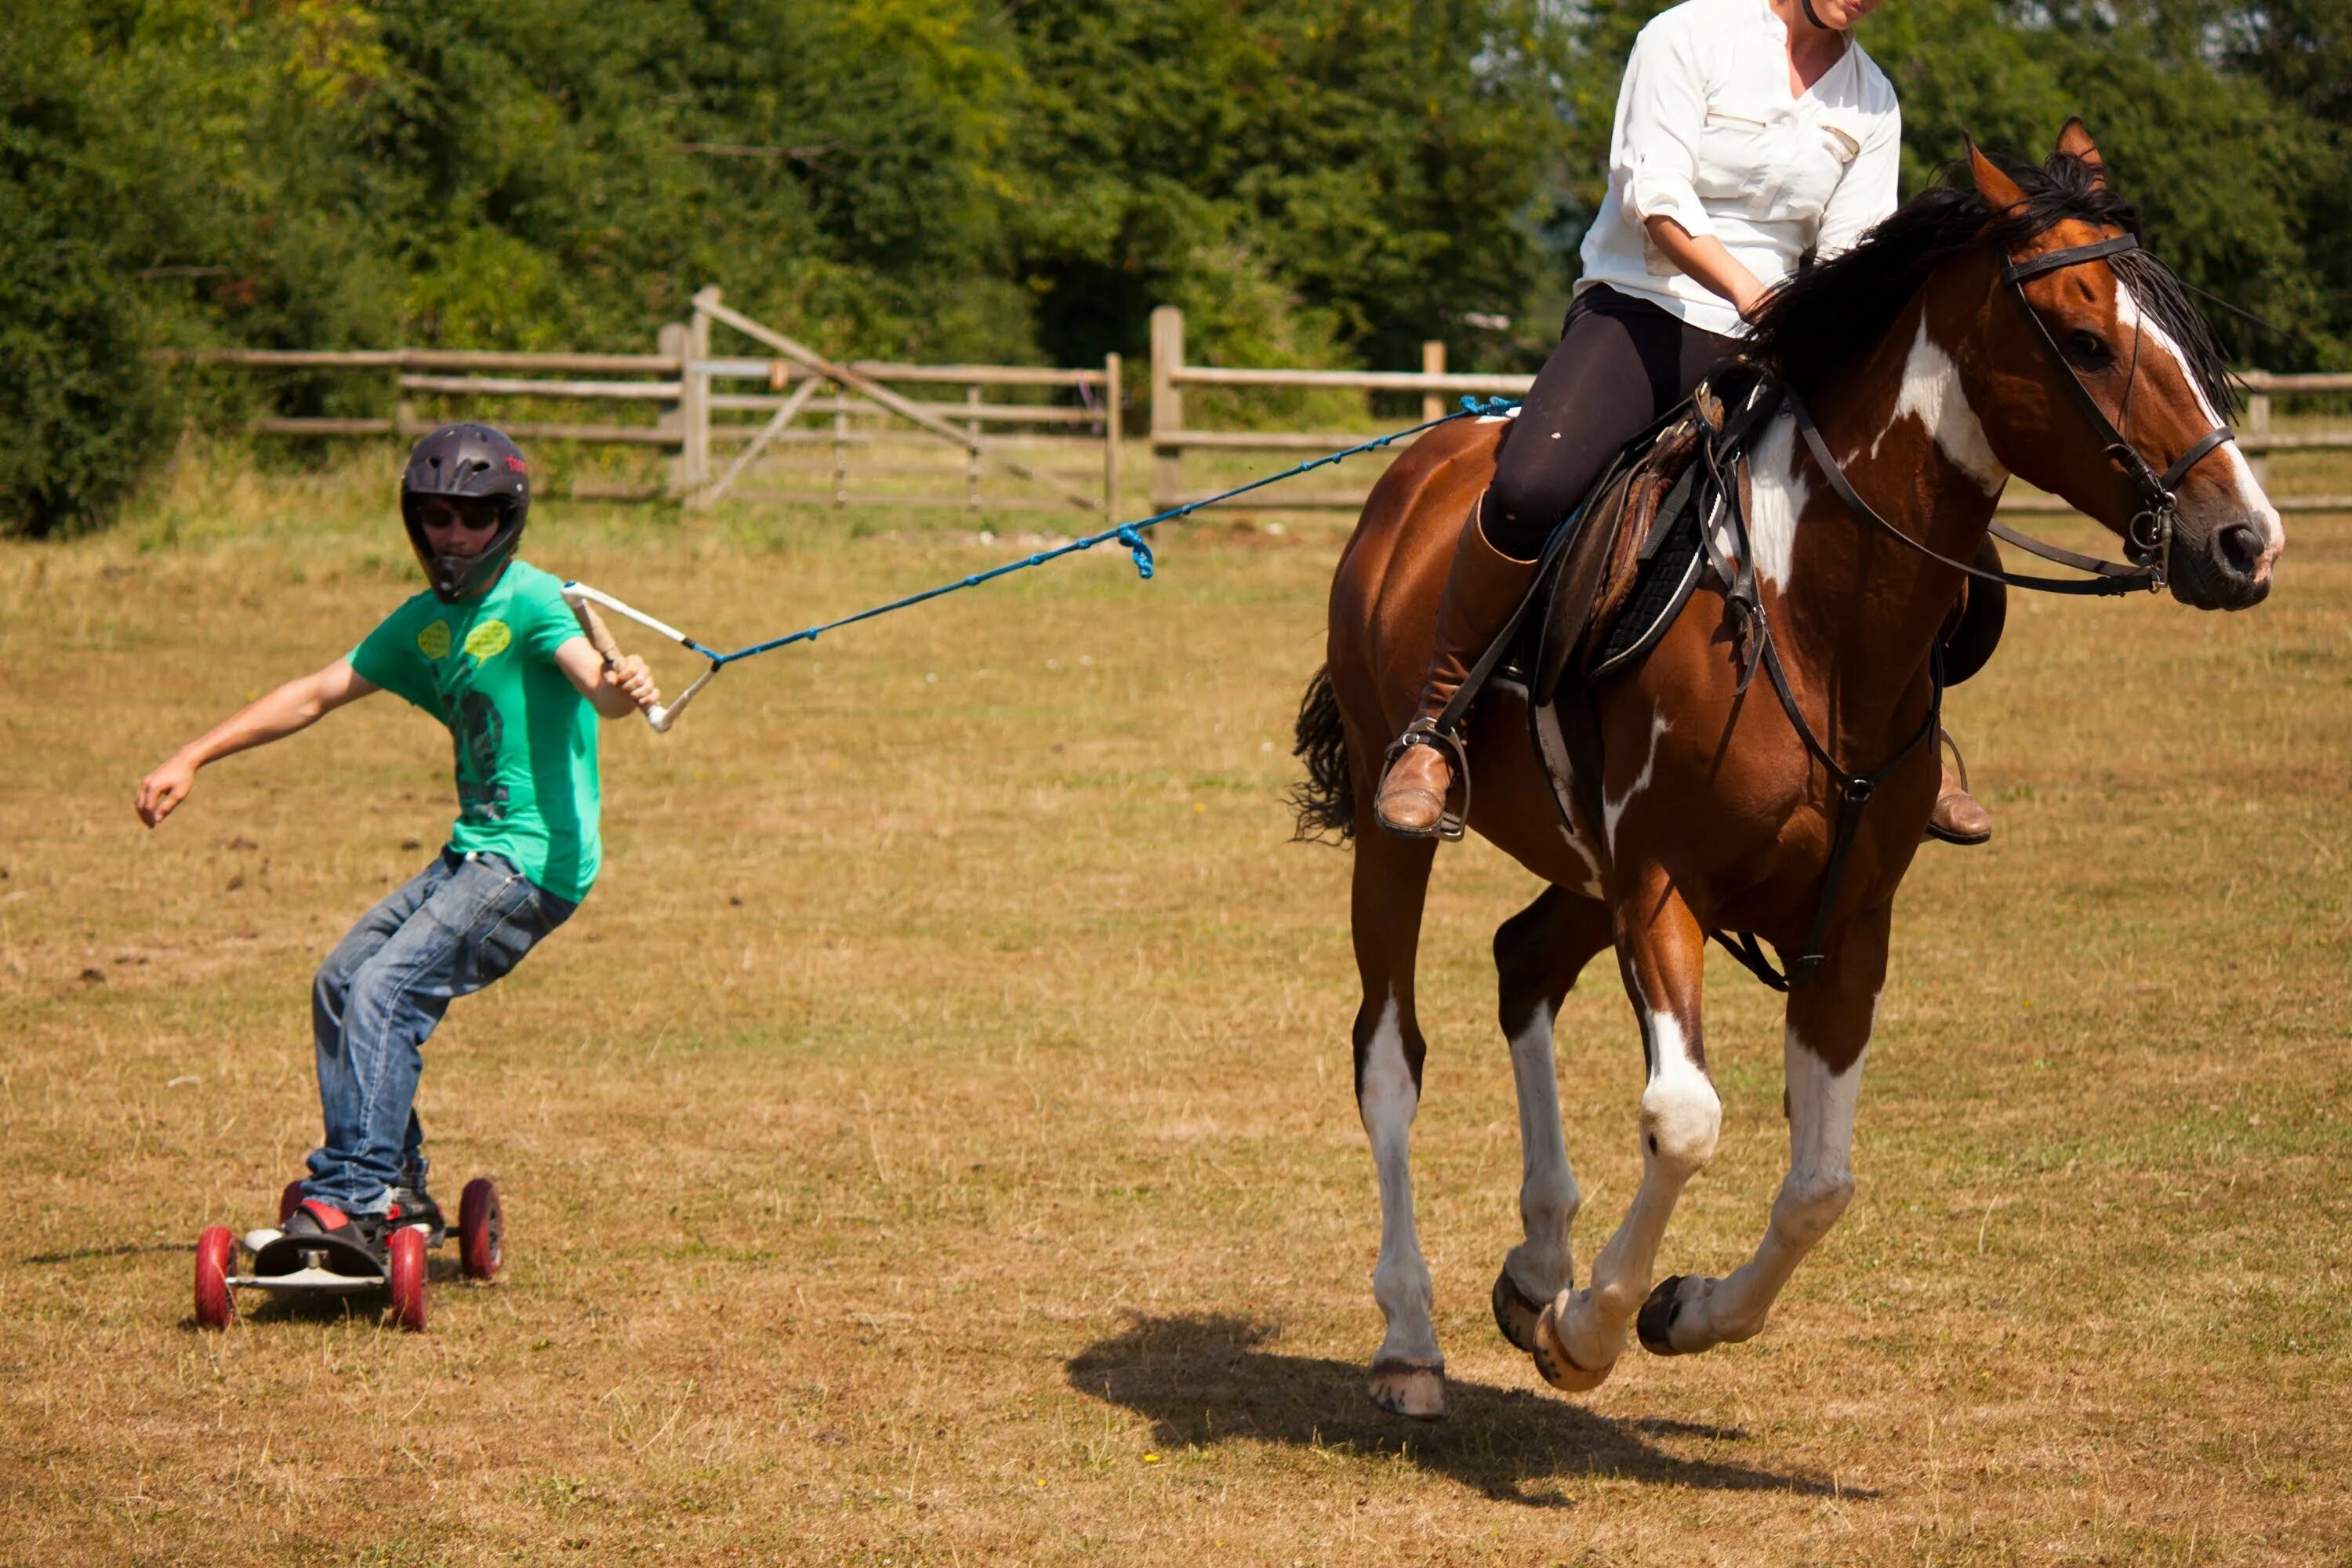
left=2217, top=523, right=2264, bottom=579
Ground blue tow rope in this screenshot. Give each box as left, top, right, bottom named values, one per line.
left=673, top=395, right=1521, bottom=668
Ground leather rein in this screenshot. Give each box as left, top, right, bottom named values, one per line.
left=1704, top=227, right=2237, bottom=991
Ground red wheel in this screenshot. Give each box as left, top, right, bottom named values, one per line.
left=194, top=1226, right=237, bottom=1330
left=458, top=1178, right=502, bottom=1282
left=387, top=1225, right=429, bottom=1332
left=277, top=1181, right=305, bottom=1228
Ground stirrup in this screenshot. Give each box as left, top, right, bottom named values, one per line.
left=1937, top=725, right=1973, bottom=794
left=1377, top=724, right=1471, bottom=841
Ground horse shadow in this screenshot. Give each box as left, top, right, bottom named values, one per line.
left=1065, top=1314, right=1862, bottom=1507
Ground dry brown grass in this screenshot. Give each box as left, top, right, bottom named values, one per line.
left=2, top=438, right=2349, bottom=1566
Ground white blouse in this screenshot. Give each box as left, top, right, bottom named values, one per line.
left=1576, top=0, right=1902, bottom=339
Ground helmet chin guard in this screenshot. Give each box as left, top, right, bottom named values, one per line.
left=400, top=423, right=531, bottom=603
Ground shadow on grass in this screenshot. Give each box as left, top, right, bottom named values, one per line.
left=1067, top=1315, right=1863, bottom=1506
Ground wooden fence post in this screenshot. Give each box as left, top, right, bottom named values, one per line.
left=833, top=387, right=849, bottom=509
left=681, top=290, right=716, bottom=495
left=1421, top=340, right=1446, bottom=424
left=1151, top=305, right=1184, bottom=512
left=1103, top=351, right=1123, bottom=520
left=659, top=321, right=689, bottom=495
left=2246, top=375, right=2273, bottom=487
left=966, top=385, right=982, bottom=512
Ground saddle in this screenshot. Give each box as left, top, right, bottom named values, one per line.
left=1489, top=358, right=1779, bottom=709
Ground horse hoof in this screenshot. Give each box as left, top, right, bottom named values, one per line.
left=1491, top=1267, right=1548, bottom=1355
left=1531, top=1299, right=1613, bottom=1393
left=1368, top=1359, right=1449, bottom=1421
left=1638, top=1274, right=1693, bottom=1356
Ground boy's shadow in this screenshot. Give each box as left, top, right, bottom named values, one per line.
left=1065, top=1314, right=1864, bottom=1507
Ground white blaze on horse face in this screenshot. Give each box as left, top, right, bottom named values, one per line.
left=1359, top=992, right=1439, bottom=1367
left=1876, top=318, right=2006, bottom=496
left=1602, top=710, right=1670, bottom=858
left=2113, top=281, right=2285, bottom=567
left=1742, top=416, right=1810, bottom=590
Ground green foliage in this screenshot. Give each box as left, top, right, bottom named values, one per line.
left=5, top=0, right=2350, bottom=533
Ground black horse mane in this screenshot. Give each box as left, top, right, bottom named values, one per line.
left=1746, top=148, right=2238, bottom=416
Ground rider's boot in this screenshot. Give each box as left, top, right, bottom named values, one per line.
left=1374, top=497, right=1541, bottom=837
left=1926, top=728, right=1993, bottom=845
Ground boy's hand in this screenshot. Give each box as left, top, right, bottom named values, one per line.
left=136, top=753, right=198, bottom=827
left=604, top=654, right=662, bottom=711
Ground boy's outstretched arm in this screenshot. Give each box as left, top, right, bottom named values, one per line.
left=553, top=637, right=662, bottom=720
left=136, top=659, right=380, bottom=827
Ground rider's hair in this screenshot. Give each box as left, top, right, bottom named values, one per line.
left=1747, top=148, right=2235, bottom=417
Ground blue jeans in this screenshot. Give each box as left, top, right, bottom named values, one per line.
left=305, top=851, right=576, bottom=1213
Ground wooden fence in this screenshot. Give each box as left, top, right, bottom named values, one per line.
left=1147, top=304, right=2352, bottom=515
left=168, top=289, right=1121, bottom=517
left=167, top=297, right=2352, bottom=517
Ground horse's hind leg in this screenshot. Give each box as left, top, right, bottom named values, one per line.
left=1489, top=886, right=1614, bottom=1355
left=1348, top=825, right=1447, bottom=1420
left=1638, top=902, right=1887, bottom=1357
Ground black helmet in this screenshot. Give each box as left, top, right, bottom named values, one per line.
left=400, top=423, right=531, bottom=603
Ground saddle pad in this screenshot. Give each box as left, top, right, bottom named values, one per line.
left=1588, top=494, right=1708, bottom=681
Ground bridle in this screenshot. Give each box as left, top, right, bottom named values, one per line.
left=1997, top=229, right=2236, bottom=591
left=1697, top=222, right=2237, bottom=991
left=1790, top=226, right=2239, bottom=599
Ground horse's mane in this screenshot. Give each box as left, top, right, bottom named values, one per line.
left=1746, top=149, right=2238, bottom=416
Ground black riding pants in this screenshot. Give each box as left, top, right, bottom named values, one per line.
left=1486, top=285, right=1742, bottom=561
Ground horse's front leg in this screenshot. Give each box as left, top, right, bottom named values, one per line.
left=1636, top=902, right=1889, bottom=1357
left=1531, top=867, right=1719, bottom=1392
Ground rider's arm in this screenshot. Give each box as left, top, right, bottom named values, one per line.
left=1614, top=15, right=1771, bottom=318
left=552, top=635, right=662, bottom=720
left=1814, top=103, right=1904, bottom=265
left=135, top=659, right=379, bottom=826
left=1644, top=219, right=1771, bottom=319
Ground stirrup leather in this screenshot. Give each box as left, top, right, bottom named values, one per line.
left=1379, top=722, right=1472, bottom=841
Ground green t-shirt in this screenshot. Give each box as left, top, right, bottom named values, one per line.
left=349, top=560, right=601, bottom=901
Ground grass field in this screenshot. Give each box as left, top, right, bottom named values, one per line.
left=3, top=442, right=2349, bottom=1566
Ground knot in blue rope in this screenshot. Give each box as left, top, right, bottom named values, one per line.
left=1116, top=524, right=1155, bottom=580
left=1457, top=394, right=1521, bottom=418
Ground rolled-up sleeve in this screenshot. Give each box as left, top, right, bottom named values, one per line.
left=1616, top=17, right=1715, bottom=241
left=1815, top=102, right=1901, bottom=261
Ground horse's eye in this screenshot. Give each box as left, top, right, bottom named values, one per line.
left=2067, top=328, right=2113, bottom=368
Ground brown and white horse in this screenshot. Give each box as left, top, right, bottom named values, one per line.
left=1294, top=125, right=2283, bottom=1419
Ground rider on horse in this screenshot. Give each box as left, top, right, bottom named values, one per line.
left=1374, top=0, right=1994, bottom=848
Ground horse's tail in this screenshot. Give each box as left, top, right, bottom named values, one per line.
left=1288, top=664, right=1356, bottom=843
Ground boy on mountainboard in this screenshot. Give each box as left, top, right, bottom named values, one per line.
left=136, top=424, right=658, bottom=1267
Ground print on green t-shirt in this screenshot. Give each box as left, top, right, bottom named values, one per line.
left=349, top=561, right=601, bottom=901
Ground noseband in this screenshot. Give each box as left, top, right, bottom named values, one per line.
left=1998, top=230, right=2237, bottom=590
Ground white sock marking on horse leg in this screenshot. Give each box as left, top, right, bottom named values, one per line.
left=1558, top=994, right=1719, bottom=1364
left=1742, top=416, right=1811, bottom=591
left=1602, top=711, right=1669, bottom=860
left=1675, top=1027, right=1864, bottom=1348
left=1504, top=999, right=1581, bottom=1301
left=1361, top=992, right=1440, bottom=1367
left=1871, top=318, right=2008, bottom=495
left=2114, top=281, right=2284, bottom=567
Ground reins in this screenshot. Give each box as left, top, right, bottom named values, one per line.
left=1701, top=223, right=2236, bottom=991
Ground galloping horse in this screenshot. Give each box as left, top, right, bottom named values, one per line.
left=1293, top=124, right=2283, bottom=1420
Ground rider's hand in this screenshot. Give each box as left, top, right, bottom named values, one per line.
left=136, top=753, right=198, bottom=827
left=604, top=654, right=662, bottom=711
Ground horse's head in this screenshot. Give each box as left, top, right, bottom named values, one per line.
left=1957, top=122, right=2281, bottom=610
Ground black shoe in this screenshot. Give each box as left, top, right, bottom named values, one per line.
left=388, top=1187, right=446, bottom=1247
left=281, top=1199, right=397, bottom=1273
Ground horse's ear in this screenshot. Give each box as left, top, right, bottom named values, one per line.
left=2055, top=117, right=2108, bottom=187
left=1966, top=136, right=2029, bottom=214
